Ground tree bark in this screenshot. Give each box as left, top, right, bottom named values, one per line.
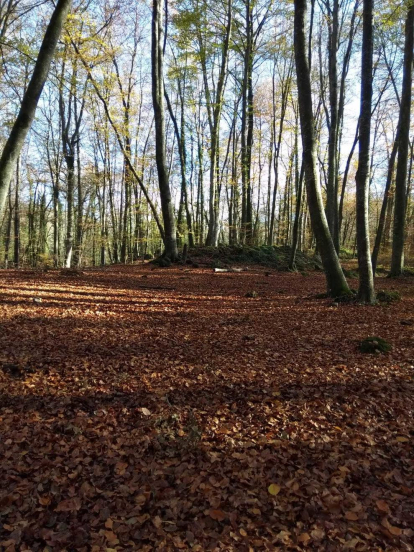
left=354, top=0, right=375, bottom=302
left=294, top=0, right=350, bottom=297
left=326, top=0, right=340, bottom=252
left=0, top=0, right=72, bottom=217
left=205, top=0, right=232, bottom=246
left=13, top=157, right=20, bottom=267
left=152, top=0, right=178, bottom=260
left=372, top=131, right=398, bottom=274
left=390, top=3, right=414, bottom=277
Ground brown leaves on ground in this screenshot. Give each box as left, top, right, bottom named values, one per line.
left=0, top=265, right=413, bottom=550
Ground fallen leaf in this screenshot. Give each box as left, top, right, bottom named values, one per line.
left=115, top=461, right=128, bottom=475
left=152, top=516, right=162, bottom=528
left=206, top=509, right=227, bottom=521
left=104, top=531, right=119, bottom=544
left=268, top=483, right=281, bottom=496
left=382, top=517, right=402, bottom=536
left=105, top=518, right=113, bottom=529
left=343, top=538, right=360, bottom=549
left=298, top=532, right=311, bottom=544
left=55, top=497, right=81, bottom=512
left=376, top=500, right=390, bottom=513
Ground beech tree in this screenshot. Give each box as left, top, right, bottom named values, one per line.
left=0, top=0, right=411, bottom=275
left=0, top=0, right=72, bottom=218
left=152, top=0, right=178, bottom=260
left=390, top=2, right=414, bottom=277
left=354, top=0, right=375, bottom=302
left=294, top=0, right=350, bottom=297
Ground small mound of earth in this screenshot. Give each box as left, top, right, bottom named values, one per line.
left=189, top=245, right=322, bottom=271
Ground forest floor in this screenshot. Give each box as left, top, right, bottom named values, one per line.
left=0, top=263, right=413, bottom=551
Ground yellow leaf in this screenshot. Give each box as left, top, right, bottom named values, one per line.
left=268, top=483, right=281, bottom=496
left=298, top=532, right=311, bottom=544
left=141, top=407, right=151, bottom=416
left=240, top=528, right=247, bottom=537
left=396, top=436, right=409, bottom=443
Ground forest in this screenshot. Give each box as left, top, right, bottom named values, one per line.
left=0, top=0, right=413, bottom=550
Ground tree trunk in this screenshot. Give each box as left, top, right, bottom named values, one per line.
left=205, top=0, right=232, bottom=246
left=64, top=153, right=75, bottom=268
left=241, top=0, right=254, bottom=244
left=294, top=0, right=350, bottom=297
left=14, top=157, right=20, bottom=267
left=152, top=0, right=178, bottom=260
left=0, top=0, right=72, bottom=217
left=4, top=188, right=12, bottom=268
left=372, top=132, right=398, bottom=274
left=390, top=3, right=414, bottom=276
left=326, top=0, right=340, bottom=252
left=354, top=0, right=375, bottom=302
left=74, top=136, right=83, bottom=267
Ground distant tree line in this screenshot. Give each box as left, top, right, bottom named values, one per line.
left=0, top=0, right=413, bottom=301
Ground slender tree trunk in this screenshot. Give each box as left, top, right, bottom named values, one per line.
left=390, top=3, right=414, bottom=276
left=372, top=132, right=398, bottom=274
left=74, top=136, right=83, bottom=267
left=289, top=161, right=305, bottom=270
left=354, top=0, right=375, bottom=302
left=326, top=0, right=340, bottom=252
left=205, top=0, right=232, bottom=246
left=0, top=0, right=72, bottom=217
left=64, top=153, right=75, bottom=267
left=268, top=59, right=292, bottom=245
left=4, top=188, right=12, bottom=268
left=152, top=0, right=178, bottom=260
left=294, top=0, right=350, bottom=297
left=165, top=83, right=194, bottom=247
left=241, top=0, right=254, bottom=244
left=339, top=123, right=359, bottom=238
left=14, top=157, right=20, bottom=267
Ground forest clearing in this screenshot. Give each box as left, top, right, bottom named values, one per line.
left=1, top=0, right=414, bottom=549
left=0, top=263, right=413, bottom=550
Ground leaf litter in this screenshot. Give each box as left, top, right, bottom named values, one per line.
left=0, top=264, right=413, bottom=550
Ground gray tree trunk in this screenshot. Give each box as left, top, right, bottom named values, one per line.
left=152, top=0, right=178, bottom=260
left=372, top=131, right=398, bottom=274
left=14, top=157, right=20, bottom=267
left=390, top=4, right=414, bottom=277
left=205, top=0, right=232, bottom=246
left=294, top=0, right=350, bottom=298
left=0, top=0, right=72, bottom=217
left=326, top=0, right=340, bottom=252
left=354, top=0, right=375, bottom=302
